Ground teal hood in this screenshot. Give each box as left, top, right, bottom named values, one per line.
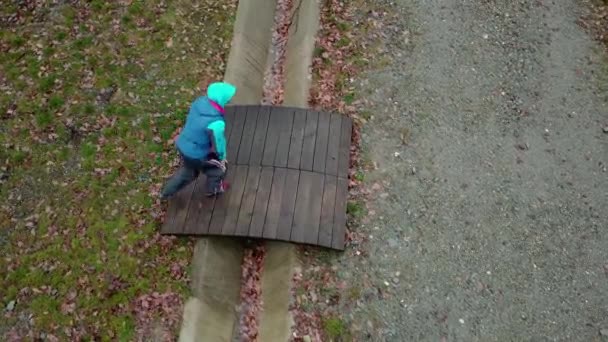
left=207, top=82, right=236, bottom=107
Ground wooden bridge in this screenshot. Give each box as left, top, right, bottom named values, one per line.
left=161, top=105, right=352, bottom=250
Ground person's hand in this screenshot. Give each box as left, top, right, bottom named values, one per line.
left=215, top=159, right=227, bottom=172
left=205, top=158, right=226, bottom=172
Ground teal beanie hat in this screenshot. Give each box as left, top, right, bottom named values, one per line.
left=207, top=82, right=237, bottom=108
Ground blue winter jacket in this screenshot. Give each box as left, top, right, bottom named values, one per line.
left=176, top=82, right=236, bottom=160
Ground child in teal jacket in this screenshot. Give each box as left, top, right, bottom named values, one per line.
left=161, top=82, right=236, bottom=199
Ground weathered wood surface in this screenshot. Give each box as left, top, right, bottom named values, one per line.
left=161, top=105, right=352, bottom=250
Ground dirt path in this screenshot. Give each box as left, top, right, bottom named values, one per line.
left=341, top=0, right=608, bottom=340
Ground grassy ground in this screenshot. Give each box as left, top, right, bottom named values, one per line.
left=0, top=0, right=235, bottom=339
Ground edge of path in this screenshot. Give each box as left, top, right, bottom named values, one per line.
left=177, top=0, right=277, bottom=340
left=258, top=0, right=321, bottom=340
left=177, top=0, right=321, bottom=339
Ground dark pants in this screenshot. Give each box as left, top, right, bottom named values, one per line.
left=161, top=152, right=226, bottom=198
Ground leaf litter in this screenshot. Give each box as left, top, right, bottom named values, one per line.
left=290, top=0, right=397, bottom=340
left=0, top=0, right=237, bottom=340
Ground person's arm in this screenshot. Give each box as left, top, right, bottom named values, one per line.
left=206, top=120, right=226, bottom=161
left=206, top=129, right=219, bottom=160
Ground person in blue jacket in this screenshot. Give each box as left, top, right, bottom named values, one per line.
left=160, top=82, right=236, bottom=199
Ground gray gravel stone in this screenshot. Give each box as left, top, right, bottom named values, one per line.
left=5, top=300, right=15, bottom=312
left=321, top=0, right=608, bottom=340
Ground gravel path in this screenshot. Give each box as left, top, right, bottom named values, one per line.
left=339, top=0, right=608, bottom=340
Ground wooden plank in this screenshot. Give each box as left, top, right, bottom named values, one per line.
left=291, top=171, right=324, bottom=244
left=161, top=193, right=180, bottom=233
left=317, top=176, right=337, bottom=247
left=287, top=109, right=307, bottom=169
left=313, top=112, right=331, bottom=173
left=207, top=167, right=237, bottom=235
left=325, top=114, right=342, bottom=176
left=300, top=111, right=318, bottom=171
left=224, top=106, right=235, bottom=135
left=161, top=164, right=200, bottom=234
left=262, top=168, right=287, bottom=239
left=274, top=108, right=295, bottom=168
left=304, top=172, right=325, bottom=244
left=221, top=165, right=249, bottom=235
left=183, top=175, right=215, bottom=234
left=226, top=106, right=247, bottom=164
left=262, top=109, right=282, bottom=166
left=337, top=117, right=352, bottom=178
left=276, top=169, right=300, bottom=241
left=332, top=177, right=348, bottom=250
left=162, top=106, right=352, bottom=251
left=235, top=166, right=262, bottom=236
left=290, top=171, right=312, bottom=243
left=249, top=106, right=271, bottom=165
left=237, top=106, right=259, bottom=164
left=171, top=178, right=197, bottom=234
left=249, top=167, right=274, bottom=238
